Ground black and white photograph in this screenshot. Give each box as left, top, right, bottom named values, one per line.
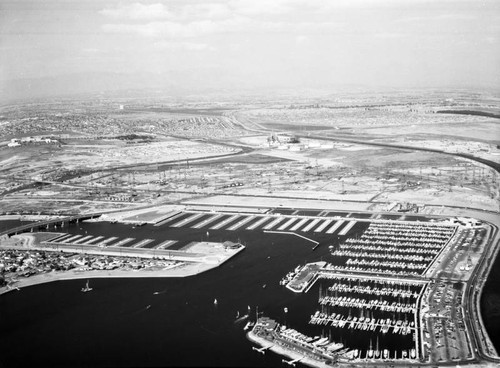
left=0, top=1, right=499, bottom=367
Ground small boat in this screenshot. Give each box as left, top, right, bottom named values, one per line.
left=235, top=314, right=249, bottom=323
left=81, top=280, right=92, bottom=293
left=284, top=307, right=288, bottom=313
left=214, top=298, right=218, bottom=305
left=262, top=284, right=267, bottom=289
left=243, top=321, right=255, bottom=330
left=367, top=339, right=374, bottom=359
left=383, top=349, right=389, bottom=359
left=146, top=305, right=151, bottom=310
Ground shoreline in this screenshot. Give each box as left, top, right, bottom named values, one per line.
left=246, top=330, right=333, bottom=368
left=0, top=261, right=218, bottom=296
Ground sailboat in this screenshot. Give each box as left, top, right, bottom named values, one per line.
left=367, top=339, right=374, bottom=359
left=81, top=280, right=92, bottom=293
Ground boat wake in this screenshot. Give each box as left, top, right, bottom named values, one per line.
left=128, top=305, right=153, bottom=316
left=234, top=314, right=249, bottom=323
left=153, top=289, right=168, bottom=295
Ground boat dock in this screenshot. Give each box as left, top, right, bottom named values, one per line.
left=289, top=218, right=308, bottom=231
left=154, top=240, right=177, bottom=249
left=338, top=220, right=356, bottom=236
left=153, top=211, right=183, bottom=226
left=171, top=213, right=204, bottom=227
left=326, top=220, right=344, bottom=234
left=314, top=219, right=332, bottom=233
left=227, top=215, right=255, bottom=231
left=278, top=218, right=297, bottom=231
left=61, top=235, right=83, bottom=243
left=191, top=214, right=222, bottom=229
left=95, top=236, right=118, bottom=247
left=73, top=235, right=93, bottom=244
left=131, top=238, right=154, bottom=248
left=109, top=237, right=134, bottom=247
left=263, top=217, right=284, bottom=230
left=246, top=216, right=269, bottom=230
left=210, top=214, right=239, bottom=230
left=83, top=236, right=104, bottom=244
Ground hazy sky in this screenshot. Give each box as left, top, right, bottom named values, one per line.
left=1, top=0, right=500, bottom=93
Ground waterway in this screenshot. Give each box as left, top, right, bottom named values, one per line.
left=0, top=220, right=355, bottom=367
left=0, top=219, right=499, bottom=366
left=480, top=244, right=500, bottom=354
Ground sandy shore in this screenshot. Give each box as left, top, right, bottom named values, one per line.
left=0, top=261, right=218, bottom=296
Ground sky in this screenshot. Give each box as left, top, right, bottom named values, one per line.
left=1, top=0, right=500, bottom=98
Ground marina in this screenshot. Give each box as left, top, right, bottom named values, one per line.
left=0, top=206, right=496, bottom=367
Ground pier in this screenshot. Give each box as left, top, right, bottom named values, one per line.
left=211, top=214, right=239, bottom=230
left=227, top=215, right=255, bottom=231
left=326, top=220, right=344, bottom=234
left=191, top=214, right=222, bottom=229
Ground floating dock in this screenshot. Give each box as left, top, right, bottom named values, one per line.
left=131, top=238, right=154, bottom=248
left=302, top=219, right=321, bottom=232
left=290, top=218, right=308, bottom=231
left=278, top=218, right=297, bottom=231
left=314, top=219, right=332, bottom=233
left=326, top=220, right=344, bottom=234
left=191, top=214, right=222, bottom=229
left=211, top=214, right=239, bottom=230
left=227, top=215, right=255, bottom=231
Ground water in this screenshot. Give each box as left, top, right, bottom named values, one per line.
left=0, top=219, right=33, bottom=232
left=0, top=219, right=499, bottom=366
left=0, top=222, right=337, bottom=367
left=480, top=247, right=500, bottom=353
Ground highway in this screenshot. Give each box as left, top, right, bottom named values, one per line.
left=232, top=114, right=500, bottom=364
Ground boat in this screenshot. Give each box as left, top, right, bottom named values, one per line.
left=367, top=339, right=374, bottom=359
left=244, top=321, right=255, bottom=331
left=235, top=314, right=249, bottom=323
left=410, top=348, right=416, bottom=359
left=214, top=298, right=218, bottom=305
left=81, top=280, right=92, bottom=293
left=383, top=349, right=389, bottom=359
left=313, top=337, right=330, bottom=346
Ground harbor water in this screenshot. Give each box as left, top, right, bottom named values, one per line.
left=0, top=219, right=499, bottom=366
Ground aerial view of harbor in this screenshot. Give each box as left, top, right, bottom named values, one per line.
left=1, top=0, right=499, bottom=367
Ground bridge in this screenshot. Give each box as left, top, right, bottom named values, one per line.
left=0, top=213, right=103, bottom=237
